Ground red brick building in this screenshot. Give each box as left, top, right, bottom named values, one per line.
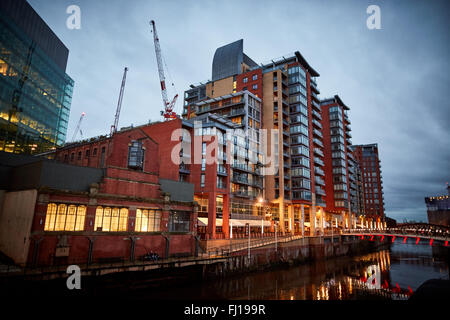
left=0, top=124, right=196, bottom=267
left=353, top=143, right=385, bottom=229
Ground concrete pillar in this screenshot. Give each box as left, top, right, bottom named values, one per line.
left=222, top=194, right=230, bottom=238
left=207, top=192, right=217, bottom=239
left=311, top=193, right=316, bottom=236
left=300, top=204, right=305, bottom=237
left=319, top=207, right=324, bottom=236
left=342, top=212, right=346, bottom=230
left=278, top=202, right=285, bottom=235
left=288, top=205, right=294, bottom=234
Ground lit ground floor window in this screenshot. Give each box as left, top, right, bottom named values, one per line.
left=135, top=209, right=161, bottom=232
left=94, top=206, right=128, bottom=232
left=44, top=203, right=86, bottom=231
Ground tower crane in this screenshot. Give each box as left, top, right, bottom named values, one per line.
left=150, top=20, right=178, bottom=121
left=71, top=112, right=85, bottom=142
left=110, top=67, right=128, bottom=136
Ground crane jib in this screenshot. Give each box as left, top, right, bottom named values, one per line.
left=160, top=81, right=166, bottom=91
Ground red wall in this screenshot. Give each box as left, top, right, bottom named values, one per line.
left=237, top=69, right=263, bottom=98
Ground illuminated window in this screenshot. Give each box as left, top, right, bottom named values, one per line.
left=135, top=209, right=161, bottom=232
left=44, top=203, right=86, bottom=231
left=0, top=59, right=8, bottom=76
left=95, top=206, right=128, bottom=232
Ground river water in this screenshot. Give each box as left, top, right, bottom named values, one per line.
left=139, top=242, right=449, bottom=300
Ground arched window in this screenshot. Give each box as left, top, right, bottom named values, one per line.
left=44, top=203, right=86, bottom=231
left=94, top=206, right=129, bottom=232
left=75, top=206, right=86, bottom=231
left=111, top=208, right=120, bottom=232
left=94, top=206, right=104, bottom=231
left=119, top=208, right=128, bottom=231
left=44, top=203, right=57, bottom=231
left=65, top=205, right=77, bottom=231
left=135, top=209, right=161, bottom=232
left=103, top=207, right=112, bottom=231
left=55, top=204, right=67, bottom=231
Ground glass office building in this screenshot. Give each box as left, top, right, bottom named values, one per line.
left=0, top=0, right=74, bottom=154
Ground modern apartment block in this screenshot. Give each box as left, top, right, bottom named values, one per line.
left=0, top=0, right=74, bottom=154
left=353, top=143, right=385, bottom=229
left=182, top=39, right=327, bottom=236
left=321, top=95, right=358, bottom=229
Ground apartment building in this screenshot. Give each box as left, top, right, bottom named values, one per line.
left=182, top=39, right=327, bottom=235
left=353, top=143, right=385, bottom=229
left=321, top=95, right=360, bottom=229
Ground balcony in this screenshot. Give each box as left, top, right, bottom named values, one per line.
left=232, top=175, right=250, bottom=185
left=228, top=108, right=246, bottom=117
left=312, top=109, right=322, bottom=120
left=232, top=190, right=250, bottom=198
left=313, top=138, right=323, bottom=148
left=232, top=163, right=253, bottom=173
left=313, top=128, right=323, bottom=138
left=315, top=186, right=326, bottom=196
left=314, top=166, right=325, bottom=176
left=314, top=157, right=324, bottom=167
left=313, top=147, right=324, bottom=157
left=253, top=180, right=263, bottom=188
left=217, top=164, right=227, bottom=176
left=315, top=176, right=325, bottom=186
left=312, top=119, right=322, bottom=129
left=311, top=100, right=320, bottom=111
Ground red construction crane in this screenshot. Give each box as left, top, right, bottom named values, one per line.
left=110, top=67, right=128, bottom=136
left=71, top=112, right=85, bottom=142
left=150, top=20, right=178, bottom=121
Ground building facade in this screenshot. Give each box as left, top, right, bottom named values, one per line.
left=321, top=95, right=360, bottom=229
left=0, top=0, right=73, bottom=154
left=182, top=40, right=328, bottom=236
left=425, top=186, right=450, bottom=226
left=353, top=143, right=385, bottom=229
left=0, top=125, right=196, bottom=267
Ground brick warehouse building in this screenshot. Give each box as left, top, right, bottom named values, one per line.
left=0, top=124, right=196, bottom=267
left=54, top=116, right=270, bottom=241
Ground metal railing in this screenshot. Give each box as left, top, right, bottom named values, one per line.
left=203, top=233, right=304, bottom=257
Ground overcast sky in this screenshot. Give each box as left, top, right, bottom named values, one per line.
left=28, top=0, right=449, bottom=222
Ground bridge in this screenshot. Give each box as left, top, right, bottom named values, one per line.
left=343, top=223, right=450, bottom=246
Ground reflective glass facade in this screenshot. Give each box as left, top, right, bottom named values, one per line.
left=0, top=8, right=73, bottom=154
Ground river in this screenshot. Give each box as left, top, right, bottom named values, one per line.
left=135, top=242, right=449, bottom=300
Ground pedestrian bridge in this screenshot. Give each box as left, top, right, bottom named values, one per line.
left=343, top=223, right=450, bottom=246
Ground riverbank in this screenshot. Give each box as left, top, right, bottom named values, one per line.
left=0, top=235, right=390, bottom=297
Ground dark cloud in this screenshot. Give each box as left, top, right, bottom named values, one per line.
left=28, top=0, right=450, bottom=222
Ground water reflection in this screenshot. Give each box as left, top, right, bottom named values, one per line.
left=195, top=243, right=449, bottom=300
